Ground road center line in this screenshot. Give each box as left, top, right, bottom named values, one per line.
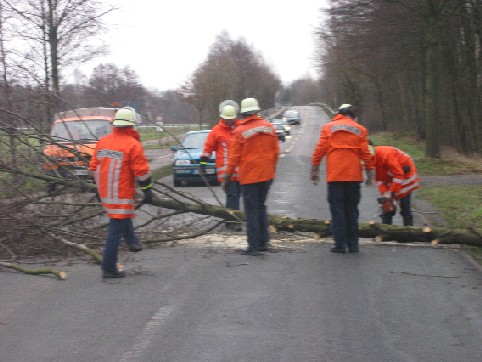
left=119, top=305, right=173, bottom=361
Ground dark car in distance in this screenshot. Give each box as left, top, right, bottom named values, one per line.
left=272, top=122, right=286, bottom=142
left=284, top=109, right=301, bottom=125
left=270, top=118, right=291, bottom=135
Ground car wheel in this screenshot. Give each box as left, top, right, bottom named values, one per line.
left=173, top=179, right=181, bottom=187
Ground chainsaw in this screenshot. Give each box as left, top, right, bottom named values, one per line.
left=377, top=197, right=397, bottom=213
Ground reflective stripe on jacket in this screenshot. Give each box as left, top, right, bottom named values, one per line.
left=311, top=114, right=373, bottom=182
left=374, top=146, right=419, bottom=199
left=89, top=127, right=151, bottom=219
left=226, top=115, right=279, bottom=185
left=201, top=119, right=239, bottom=182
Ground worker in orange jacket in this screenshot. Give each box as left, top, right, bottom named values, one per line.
left=200, top=100, right=241, bottom=230
left=225, top=98, right=279, bottom=255
left=369, top=142, right=419, bottom=226
left=89, top=107, right=153, bottom=278
left=311, top=104, right=374, bottom=253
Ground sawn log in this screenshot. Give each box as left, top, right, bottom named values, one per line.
left=149, top=197, right=482, bottom=246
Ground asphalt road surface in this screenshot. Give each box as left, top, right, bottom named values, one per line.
left=1, top=106, right=481, bottom=362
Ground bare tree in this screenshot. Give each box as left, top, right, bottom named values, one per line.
left=316, top=0, right=481, bottom=156
left=284, top=77, right=322, bottom=106
left=180, top=32, right=282, bottom=122
left=0, top=2, right=17, bottom=166
left=1, top=0, right=115, bottom=117
left=81, top=63, right=146, bottom=111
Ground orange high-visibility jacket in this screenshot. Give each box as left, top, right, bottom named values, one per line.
left=89, top=127, right=151, bottom=219
left=201, top=119, right=239, bottom=182
left=226, top=114, right=279, bottom=185
left=311, top=114, right=373, bottom=182
left=374, top=146, right=419, bottom=199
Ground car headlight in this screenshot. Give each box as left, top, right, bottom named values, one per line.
left=174, top=159, right=191, bottom=166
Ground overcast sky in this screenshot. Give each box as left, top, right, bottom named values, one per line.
left=78, top=0, right=328, bottom=91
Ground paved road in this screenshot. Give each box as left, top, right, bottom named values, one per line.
left=2, top=242, right=481, bottom=362
left=1, top=106, right=481, bottom=362
left=144, top=147, right=173, bottom=170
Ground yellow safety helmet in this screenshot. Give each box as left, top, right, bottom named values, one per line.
left=240, top=98, right=260, bottom=114
left=220, top=105, right=237, bottom=120
left=219, top=100, right=240, bottom=114
left=113, top=107, right=138, bottom=127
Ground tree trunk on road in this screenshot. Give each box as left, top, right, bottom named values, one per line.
left=149, top=196, right=482, bottom=246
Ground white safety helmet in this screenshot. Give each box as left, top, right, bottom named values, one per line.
left=220, top=104, right=237, bottom=120
left=113, top=107, right=138, bottom=127
left=338, top=103, right=352, bottom=111
left=337, top=103, right=358, bottom=118
left=240, top=98, right=260, bottom=114
left=218, top=100, right=240, bottom=114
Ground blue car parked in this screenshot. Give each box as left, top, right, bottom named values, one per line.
left=171, top=130, right=217, bottom=187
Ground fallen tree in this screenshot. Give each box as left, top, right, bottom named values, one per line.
left=149, top=182, right=482, bottom=246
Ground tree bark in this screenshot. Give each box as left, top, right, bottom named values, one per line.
left=0, top=261, right=67, bottom=280
left=424, top=5, right=441, bottom=158
left=148, top=197, right=482, bottom=246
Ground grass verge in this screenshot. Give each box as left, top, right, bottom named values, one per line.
left=138, top=125, right=210, bottom=143
left=370, top=133, right=482, bottom=175
left=151, top=165, right=173, bottom=181
left=417, top=185, right=482, bottom=229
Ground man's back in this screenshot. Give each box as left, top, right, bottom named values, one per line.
left=229, top=115, right=279, bottom=185
left=313, top=114, right=371, bottom=182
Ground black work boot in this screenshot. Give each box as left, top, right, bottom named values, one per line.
left=381, top=215, right=393, bottom=225
left=102, top=269, right=126, bottom=279
left=403, top=216, right=414, bottom=226
left=128, top=243, right=143, bottom=252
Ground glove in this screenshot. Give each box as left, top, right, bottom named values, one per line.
left=138, top=176, right=153, bottom=205
left=402, top=165, right=411, bottom=174
left=310, top=165, right=320, bottom=185
left=199, top=156, right=209, bottom=173
left=365, top=169, right=375, bottom=186
left=142, top=187, right=153, bottom=205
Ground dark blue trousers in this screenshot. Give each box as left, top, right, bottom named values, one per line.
left=225, top=180, right=241, bottom=210
left=327, top=181, right=361, bottom=251
left=102, top=218, right=138, bottom=272
left=241, top=181, right=272, bottom=251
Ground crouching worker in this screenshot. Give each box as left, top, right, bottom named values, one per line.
left=368, top=142, right=419, bottom=226
left=90, top=107, right=153, bottom=279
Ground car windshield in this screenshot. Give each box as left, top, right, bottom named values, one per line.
left=285, top=111, right=299, bottom=118
left=51, top=119, right=111, bottom=141
left=181, top=132, right=208, bottom=149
